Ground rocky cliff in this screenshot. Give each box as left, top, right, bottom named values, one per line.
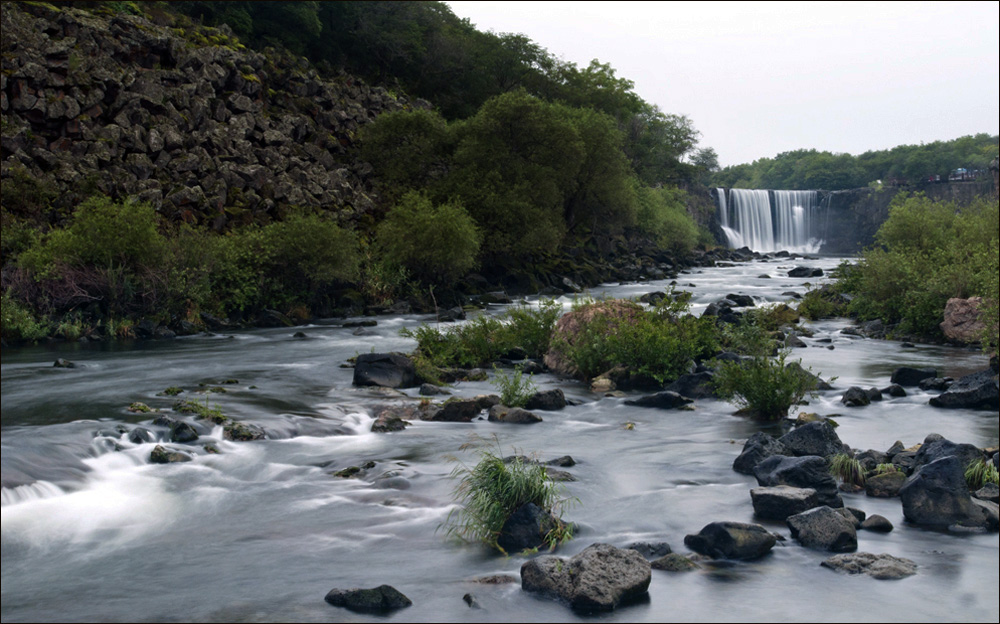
left=1, top=2, right=416, bottom=229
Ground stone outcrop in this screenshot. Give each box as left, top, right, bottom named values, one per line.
left=940, top=297, right=987, bottom=343
left=520, top=543, right=651, bottom=612
left=1, top=3, right=415, bottom=227
left=683, top=521, right=777, bottom=560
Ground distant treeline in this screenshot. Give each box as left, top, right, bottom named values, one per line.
left=712, top=134, right=998, bottom=190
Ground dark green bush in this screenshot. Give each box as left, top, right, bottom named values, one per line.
left=376, top=192, right=480, bottom=284
left=633, top=184, right=700, bottom=256
left=0, top=289, right=48, bottom=342
left=712, top=349, right=818, bottom=420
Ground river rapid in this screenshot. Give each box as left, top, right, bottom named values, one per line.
left=2, top=256, right=997, bottom=623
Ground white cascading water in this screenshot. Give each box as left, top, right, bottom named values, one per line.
left=718, top=188, right=824, bottom=253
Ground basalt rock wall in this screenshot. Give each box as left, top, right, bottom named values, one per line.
left=1, top=2, right=419, bottom=229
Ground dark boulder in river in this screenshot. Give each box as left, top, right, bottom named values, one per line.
left=733, top=432, right=790, bottom=475
left=683, top=521, right=776, bottom=560
left=352, top=353, right=419, bottom=389
left=754, top=455, right=843, bottom=508
left=786, top=506, right=858, bottom=552
left=778, top=421, right=848, bottom=458
left=899, top=455, right=997, bottom=532
left=890, top=367, right=937, bottom=387
left=324, top=585, right=411, bottom=613
left=520, top=543, right=651, bottom=612
left=928, top=369, right=999, bottom=410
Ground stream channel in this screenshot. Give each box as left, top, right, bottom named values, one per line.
left=2, top=256, right=998, bottom=623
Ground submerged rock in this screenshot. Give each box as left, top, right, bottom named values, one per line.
left=496, top=502, right=564, bottom=554
left=487, top=405, right=542, bottom=424
left=624, top=391, right=692, bottom=409
left=683, top=521, right=776, bottom=560
left=821, top=552, right=916, bottom=579
left=324, top=585, right=412, bottom=613
left=223, top=421, right=265, bottom=441
left=651, top=553, right=700, bottom=571
left=352, top=353, right=418, bottom=389
left=520, top=543, right=651, bottom=612
left=890, top=367, right=937, bottom=387
left=150, top=445, right=192, bottom=464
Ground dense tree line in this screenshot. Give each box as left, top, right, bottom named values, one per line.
left=712, top=134, right=998, bottom=190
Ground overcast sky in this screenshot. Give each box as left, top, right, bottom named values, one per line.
left=447, top=1, right=1000, bottom=167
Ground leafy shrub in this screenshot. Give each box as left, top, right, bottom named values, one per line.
left=712, top=349, right=818, bottom=420
left=492, top=365, right=536, bottom=408
left=445, top=442, right=571, bottom=553
left=551, top=296, right=717, bottom=382
left=0, top=289, right=48, bottom=342
left=376, top=191, right=481, bottom=283
left=634, top=184, right=700, bottom=256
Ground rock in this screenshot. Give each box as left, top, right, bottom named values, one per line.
left=371, top=407, right=410, bottom=433
left=150, top=445, right=192, bottom=463
left=864, top=471, right=906, bottom=498
left=524, top=388, right=566, bottom=411
left=418, top=383, right=446, bottom=396
left=127, top=427, right=155, bottom=444
left=352, top=353, right=418, bottom=389
left=929, top=369, right=999, bottom=410
left=683, top=521, right=776, bottom=560
left=860, top=514, right=894, bottom=532
left=910, top=434, right=984, bottom=475
left=855, top=449, right=888, bottom=472
left=750, top=485, right=820, bottom=520
left=222, top=422, right=265, bottom=441
left=624, top=391, right=693, bottom=410
left=940, top=296, right=986, bottom=343
left=157, top=417, right=199, bottom=443
left=899, top=455, right=994, bottom=531
left=777, top=421, right=847, bottom=458
left=754, top=455, right=843, bottom=508
left=788, top=266, right=823, bottom=278
left=882, top=384, right=906, bottom=397
left=496, top=502, right=564, bottom=553
left=664, top=371, right=717, bottom=399
left=974, top=483, right=1000, bottom=503
left=785, top=333, right=807, bottom=348
left=837, top=507, right=865, bottom=528
left=841, top=386, right=871, bottom=407
left=487, top=405, right=542, bottom=424
left=426, top=399, right=480, bottom=422
left=733, top=432, right=790, bottom=475
left=462, top=593, right=480, bottom=609
left=891, top=450, right=919, bottom=474
left=890, top=367, right=937, bottom=387
left=53, top=358, right=76, bottom=368
left=918, top=377, right=952, bottom=391
left=625, top=542, right=672, bottom=560
left=520, top=543, right=651, bottom=612
left=821, top=552, right=917, bottom=580
left=725, top=293, right=756, bottom=307
left=786, top=506, right=858, bottom=552
left=651, top=553, right=699, bottom=571
left=324, top=585, right=412, bottom=613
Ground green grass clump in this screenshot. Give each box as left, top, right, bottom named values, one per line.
left=873, top=463, right=899, bottom=475
left=829, top=453, right=866, bottom=487
left=964, top=459, right=999, bottom=490
left=492, top=365, right=536, bottom=408
left=445, top=443, right=572, bottom=554
left=712, top=349, right=818, bottom=420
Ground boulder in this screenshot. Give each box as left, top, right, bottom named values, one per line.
left=860, top=514, right=894, bottom=532
left=929, top=369, right=999, bottom=410
left=625, top=542, right=672, bottom=560
left=419, top=383, right=446, bottom=396
left=899, top=455, right=994, bottom=531
left=683, top=521, right=776, bottom=560
left=664, top=371, right=717, bottom=399
left=524, top=388, right=566, bottom=411
left=841, top=386, right=871, bottom=407
left=222, top=422, right=265, bottom=441
left=128, top=427, right=155, bottom=444
left=487, top=405, right=542, bottom=424
left=371, top=411, right=410, bottom=433
left=725, top=293, right=756, bottom=307
left=882, top=383, right=906, bottom=397
left=624, top=391, right=693, bottom=410
left=974, top=482, right=1000, bottom=503
left=788, top=266, right=823, bottom=278
left=754, top=455, right=843, bottom=508
left=778, top=421, right=847, bottom=458
left=324, top=585, right=411, bottom=613
left=150, top=445, right=192, bottom=464
left=152, top=415, right=200, bottom=443
left=733, top=432, right=789, bottom=475
left=352, top=353, right=418, bottom=389
left=910, top=434, right=984, bottom=475
left=496, top=502, right=563, bottom=554
left=918, top=377, right=952, bottom=391
left=864, top=471, right=906, bottom=498
left=939, top=296, right=986, bottom=343
left=786, top=506, right=858, bottom=552
left=890, top=367, right=937, bottom=387
left=520, top=543, right=651, bottom=612
left=821, top=553, right=917, bottom=580
left=750, top=485, right=820, bottom=520
left=427, top=399, right=480, bottom=422
left=855, top=449, right=888, bottom=472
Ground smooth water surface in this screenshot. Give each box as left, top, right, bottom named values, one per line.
left=2, top=257, right=997, bottom=623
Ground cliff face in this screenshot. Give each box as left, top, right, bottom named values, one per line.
left=819, top=180, right=995, bottom=254
left=1, top=2, right=415, bottom=229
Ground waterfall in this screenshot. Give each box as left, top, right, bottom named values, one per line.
left=717, top=189, right=824, bottom=253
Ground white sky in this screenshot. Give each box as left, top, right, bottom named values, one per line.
left=447, top=1, right=1000, bottom=167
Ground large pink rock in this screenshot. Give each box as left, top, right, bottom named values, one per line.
left=940, top=297, right=986, bottom=344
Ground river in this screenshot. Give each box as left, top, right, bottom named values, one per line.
left=2, top=256, right=997, bottom=622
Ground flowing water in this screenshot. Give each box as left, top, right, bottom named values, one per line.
left=2, top=257, right=997, bottom=623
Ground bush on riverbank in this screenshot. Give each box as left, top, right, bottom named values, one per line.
left=840, top=194, right=998, bottom=341
left=711, top=349, right=818, bottom=420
